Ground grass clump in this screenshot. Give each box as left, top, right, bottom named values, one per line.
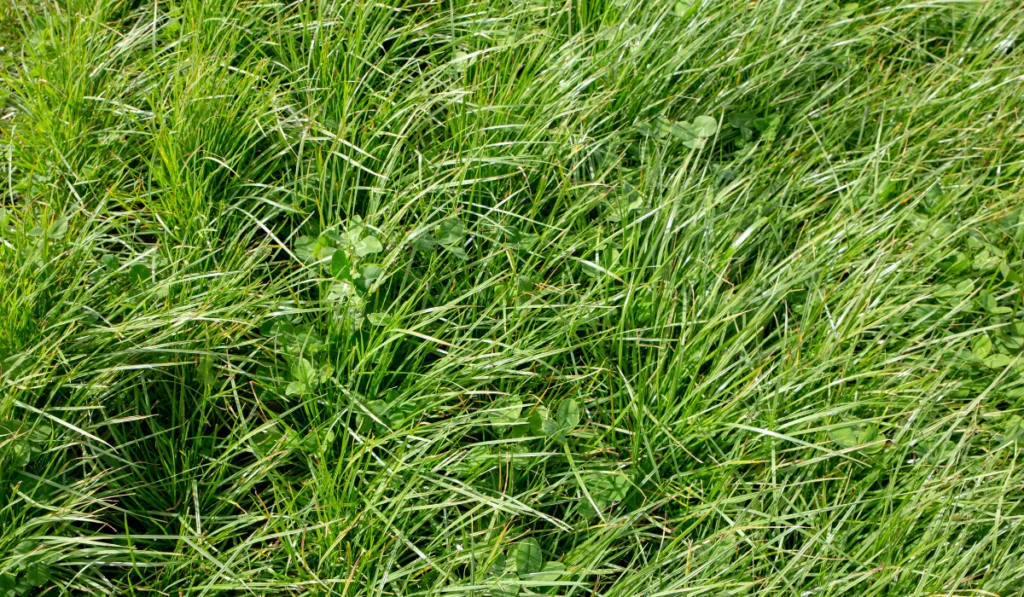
left=1, top=0, right=1023, bottom=594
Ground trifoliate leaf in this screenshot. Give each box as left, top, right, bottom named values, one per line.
left=488, top=397, right=524, bottom=428
left=529, top=406, right=557, bottom=437
left=437, top=220, right=466, bottom=246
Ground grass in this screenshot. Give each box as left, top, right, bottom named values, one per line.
left=1, top=0, right=1023, bottom=594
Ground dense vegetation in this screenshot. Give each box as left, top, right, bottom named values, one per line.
left=1, top=0, right=1023, bottom=594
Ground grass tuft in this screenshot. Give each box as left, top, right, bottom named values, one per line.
left=1, top=0, right=1023, bottom=594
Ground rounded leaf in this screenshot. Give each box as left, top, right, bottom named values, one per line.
left=437, top=220, right=466, bottom=246
left=488, top=397, right=524, bottom=428
left=529, top=407, right=557, bottom=437
left=515, top=539, right=543, bottom=577
left=331, top=250, right=352, bottom=279
left=586, top=471, right=630, bottom=508
left=972, top=335, right=993, bottom=360
left=693, top=115, right=718, bottom=137
left=556, top=399, right=581, bottom=435
left=355, top=234, right=384, bottom=257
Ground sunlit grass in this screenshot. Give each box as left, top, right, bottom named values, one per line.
left=1, top=0, right=1023, bottom=594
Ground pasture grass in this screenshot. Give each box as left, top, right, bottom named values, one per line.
left=1, top=0, right=1023, bottom=594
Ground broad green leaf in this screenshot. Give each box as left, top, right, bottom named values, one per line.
left=555, top=399, right=580, bottom=436
left=828, top=423, right=878, bottom=449
left=516, top=233, right=539, bottom=250
left=101, top=254, right=119, bottom=271
left=1001, top=335, right=1023, bottom=351
left=917, top=436, right=956, bottom=464
left=356, top=264, right=384, bottom=293
left=488, top=397, right=524, bottom=428
left=367, top=399, right=390, bottom=419
left=356, top=399, right=392, bottom=432
left=579, top=498, right=600, bottom=520
left=486, top=553, right=509, bottom=578
left=48, top=217, right=67, bottom=239
left=655, top=117, right=682, bottom=138
left=445, top=244, right=469, bottom=260
left=198, top=355, right=215, bottom=386
left=412, top=232, right=435, bottom=253
left=355, top=234, right=383, bottom=257
left=437, top=220, right=466, bottom=246
left=972, top=335, right=993, bottom=360
left=635, top=122, right=657, bottom=138
left=510, top=227, right=539, bottom=250
left=327, top=280, right=358, bottom=302
left=666, top=120, right=705, bottom=148
left=312, top=236, right=334, bottom=260
left=973, top=249, right=1002, bottom=272
left=264, top=322, right=327, bottom=356
left=9, top=441, right=31, bottom=468
left=998, top=415, right=1024, bottom=445
left=515, top=539, right=543, bottom=577
left=529, top=406, right=557, bottom=437
left=251, top=425, right=286, bottom=456
left=457, top=446, right=493, bottom=472
left=681, top=136, right=705, bottom=150
left=331, top=250, right=351, bottom=279
left=955, top=279, right=974, bottom=294
left=343, top=225, right=364, bottom=247
left=322, top=230, right=344, bottom=246
left=983, top=353, right=1014, bottom=369
left=0, top=573, right=15, bottom=595
left=535, top=561, right=565, bottom=580
left=940, top=251, right=971, bottom=275
left=585, top=472, right=630, bottom=510
left=976, top=291, right=1009, bottom=314
left=328, top=280, right=367, bottom=326
left=291, top=357, right=317, bottom=386
left=367, top=312, right=391, bottom=327
left=693, top=115, right=718, bottom=137
left=294, top=236, right=317, bottom=262
left=673, top=0, right=693, bottom=17
left=129, top=263, right=150, bottom=285
left=758, top=114, right=782, bottom=142
left=829, top=427, right=859, bottom=449
left=13, top=540, right=36, bottom=556
left=19, top=563, right=51, bottom=589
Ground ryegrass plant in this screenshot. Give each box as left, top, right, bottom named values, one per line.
left=1, top=0, right=1023, bottom=594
